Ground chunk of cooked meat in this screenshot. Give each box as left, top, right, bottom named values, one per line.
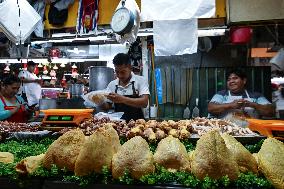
left=127, top=127, right=143, bottom=138
left=0, top=152, right=14, bottom=164
left=168, top=120, right=178, bottom=129
left=74, top=124, right=121, bottom=176
left=146, top=120, right=158, bottom=129
left=191, top=130, right=239, bottom=180
left=112, top=136, right=155, bottom=179
left=89, top=94, right=106, bottom=105
left=159, top=121, right=172, bottom=131
left=16, top=154, right=45, bottom=174
left=258, top=138, right=284, bottom=189
left=179, top=129, right=191, bottom=140
left=144, top=128, right=157, bottom=142
left=154, top=136, right=190, bottom=172
left=168, top=129, right=179, bottom=138
left=43, top=129, right=85, bottom=171
left=222, top=133, right=258, bottom=174
left=155, top=128, right=166, bottom=140
left=136, top=119, right=146, bottom=125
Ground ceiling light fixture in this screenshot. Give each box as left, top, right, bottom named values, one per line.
left=72, top=63, right=77, bottom=69
left=53, top=64, right=58, bottom=70
left=43, top=65, right=48, bottom=75
left=38, top=63, right=43, bottom=68
left=4, top=64, right=10, bottom=72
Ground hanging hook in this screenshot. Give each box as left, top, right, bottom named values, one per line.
left=122, top=0, right=126, bottom=7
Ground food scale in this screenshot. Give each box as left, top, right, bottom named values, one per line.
left=247, top=119, right=284, bottom=140
left=41, top=109, right=93, bottom=131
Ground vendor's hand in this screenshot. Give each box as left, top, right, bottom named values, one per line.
left=229, top=99, right=244, bottom=109
left=241, top=100, right=257, bottom=108
left=106, top=93, right=126, bottom=104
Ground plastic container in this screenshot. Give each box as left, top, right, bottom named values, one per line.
left=247, top=118, right=284, bottom=140
left=230, top=27, right=253, bottom=44
left=150, top=105, right=158, bottom=118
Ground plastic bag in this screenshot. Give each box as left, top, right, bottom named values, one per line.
left=82, top=90, right=110, bottom=108
left=95, top=112, right=124, bottom=121
left=141, top=0, right=215, bottom=22
left=153, top=19, right=198, bottom=56
left=223, top=113, right=249, bottom=128
left=0, top=0, right=41, bottom=44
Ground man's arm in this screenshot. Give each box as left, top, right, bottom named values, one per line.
left=207, top=92, right=238, bottom=115
left=244, top=101, right=275, bottom=117
left=107, top=93, right=149, bottom=108
left=208, top=103, right=232, bottom=115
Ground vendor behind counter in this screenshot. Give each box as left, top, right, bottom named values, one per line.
left=208, top=69, right=275, bottom=119
left=91, top=53, right=150, bottom=122
left=0, top=74, right=34, bottom=123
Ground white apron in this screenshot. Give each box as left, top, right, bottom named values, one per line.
left=224, top=90, right=259, bottom=119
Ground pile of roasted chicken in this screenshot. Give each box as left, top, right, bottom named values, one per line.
left=60, top=117, right=257, bottom=141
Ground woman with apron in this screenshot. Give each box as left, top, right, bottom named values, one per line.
left=0, top=74, right=29, bottom=123
left=103, top=53, right=150, bottom=122
left=208, top=69, right=274, bottom=120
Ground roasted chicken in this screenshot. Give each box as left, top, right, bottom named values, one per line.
left=257, top=138, right=284, bottom=189
left=74, top=124, right=121, bottom=176
left=191, top=130, right=239, bottom=180
left=112, top=136, right=155, bottom=179
left=154, top=136, right=191, bottom=172
left=43, top=129, right=85, bottom=171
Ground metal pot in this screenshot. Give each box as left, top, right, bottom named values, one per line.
left=89, top=66, right=114, bottom=91
left=70, top=84, right=84, bottom=98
